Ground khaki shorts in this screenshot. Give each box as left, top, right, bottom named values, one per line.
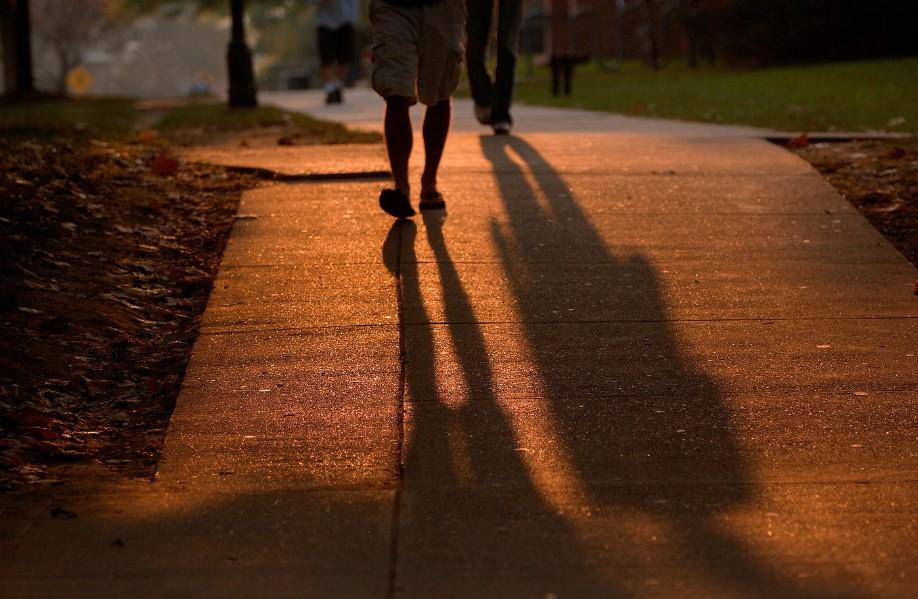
left=369, top=0, right=466, bottom=106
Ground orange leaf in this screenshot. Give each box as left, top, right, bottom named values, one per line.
left=138, top=130, right=158, bottom=142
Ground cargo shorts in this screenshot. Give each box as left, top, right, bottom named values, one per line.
left=369, top=0, right=466, bottom=106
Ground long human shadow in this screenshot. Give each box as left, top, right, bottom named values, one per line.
left=478, top=135, right=852, bottom=598
left=384, top=217, right=617, bottom=597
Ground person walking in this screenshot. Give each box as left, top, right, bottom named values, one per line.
left=312, top=0, right=359, bottom=104
left=466, top=0, right=523, bottom=135
left=370, top=0, right=465, bottom=217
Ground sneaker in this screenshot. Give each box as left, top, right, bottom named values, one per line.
left=325, top=87, right=343, bottom=105
left=492, top=120, right=512, bottom=135
left=474, top=103, right=492, bottom=125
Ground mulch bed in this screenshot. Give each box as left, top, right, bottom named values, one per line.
left=792, top=138, right=918, bottom=267
left=0, top=139, right=257, bottom=491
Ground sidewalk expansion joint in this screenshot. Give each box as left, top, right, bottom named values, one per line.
left=387, top=220, right=407, bottom=599
left=402, top=315, right=918, bottom=327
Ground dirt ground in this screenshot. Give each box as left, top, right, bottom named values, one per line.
left=792, top=138, right=918, bottom=267
left=0, top=139, right=257, bottom=490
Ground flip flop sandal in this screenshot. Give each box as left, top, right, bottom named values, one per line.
left=419, top=191, right=445, bottom=210
left=379, top=188, right=415, bottom=218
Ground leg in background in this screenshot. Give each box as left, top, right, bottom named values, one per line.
left=492, top=0, right=523, bottom=124
left=465, top=0, right=495, bottom=110
left=421, top=99, right=451, bottom=196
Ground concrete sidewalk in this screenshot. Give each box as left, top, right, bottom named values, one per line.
left=2, top=92, right=916, bottom=598
left=262, top=86, right=784, bottom=136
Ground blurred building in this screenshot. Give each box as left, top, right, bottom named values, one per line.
left=0, top=5, right=231, bottom=98
left=78, top=9, right=229, bottom=99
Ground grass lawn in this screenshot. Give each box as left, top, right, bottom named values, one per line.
left=513, top=57, right=918, bottom=133
left=154, top=101, right=380, bottom=144
left=0, top=96, right=137, bottom=141
left=0, top=96, right=379, bottom=144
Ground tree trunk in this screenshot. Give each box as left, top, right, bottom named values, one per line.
left=1, top=0, right=16, bottom=89
left=227, top=0, right=257, bottom=107
left=0, top=0, right=35, bottom=95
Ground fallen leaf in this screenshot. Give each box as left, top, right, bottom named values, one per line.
left=151, top=154, right=179, bottom=177
left=787, top=133, right=810, bottom=149
left=39, top=428, right=61, bottom=441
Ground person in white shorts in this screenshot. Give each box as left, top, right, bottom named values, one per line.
left=370, top=0, right=466, bottom=217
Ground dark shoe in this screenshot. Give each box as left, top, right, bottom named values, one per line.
left=379, top=188, right=415, bottom=218
left=325, top=88, right=342, bottom=105
left=474, top=103, right=492, bottom=125
left=492, top=120, right=512, bottom=135
left=419, top=191, right=445, bottom=210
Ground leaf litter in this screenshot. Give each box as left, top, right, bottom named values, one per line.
left=0, top=138, right=258, bottom=491
left=792, top=139, right=918, bottom=268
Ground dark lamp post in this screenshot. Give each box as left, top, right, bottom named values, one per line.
left=227, top=0, right=257, bottom=107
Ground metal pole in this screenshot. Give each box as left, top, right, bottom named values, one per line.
left=227, top=0, right=257, bottom=107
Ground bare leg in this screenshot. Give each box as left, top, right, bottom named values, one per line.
left=421, top=99, right=451, bottom=195
left=384, top=96, right=413, bottom=197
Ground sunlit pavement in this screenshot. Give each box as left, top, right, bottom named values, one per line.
left=2, top=89, right=916, bottom=598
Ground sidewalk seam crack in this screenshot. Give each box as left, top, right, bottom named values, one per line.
left=387, top=221, right=406, bottom=599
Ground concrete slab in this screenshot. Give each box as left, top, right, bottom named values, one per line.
left=1, top=488, right=393, bottom=598
left=402, top=319, right=916, bottom=401
left=429, top=172, right=860, bottom=217
left=444, top=133, right=815, bottom=177
left=156, top=289, right=401, bottom=491
left=402, top=254, right=916, bottom=323
left=202, top=265, right=398, bottom=329
left=424, top=170, right=857, bottom=222
left=393, top=482, right=916, bottom=598
left=220, top=182, right=396, bottom=267
left=402, top=391, right=917, bottom=484
left=179, top=143, right=389, bottom=179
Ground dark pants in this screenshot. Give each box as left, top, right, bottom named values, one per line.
left=318, top=23, right=354, bottom=67
left=466, top=0, right=523, bottom=124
